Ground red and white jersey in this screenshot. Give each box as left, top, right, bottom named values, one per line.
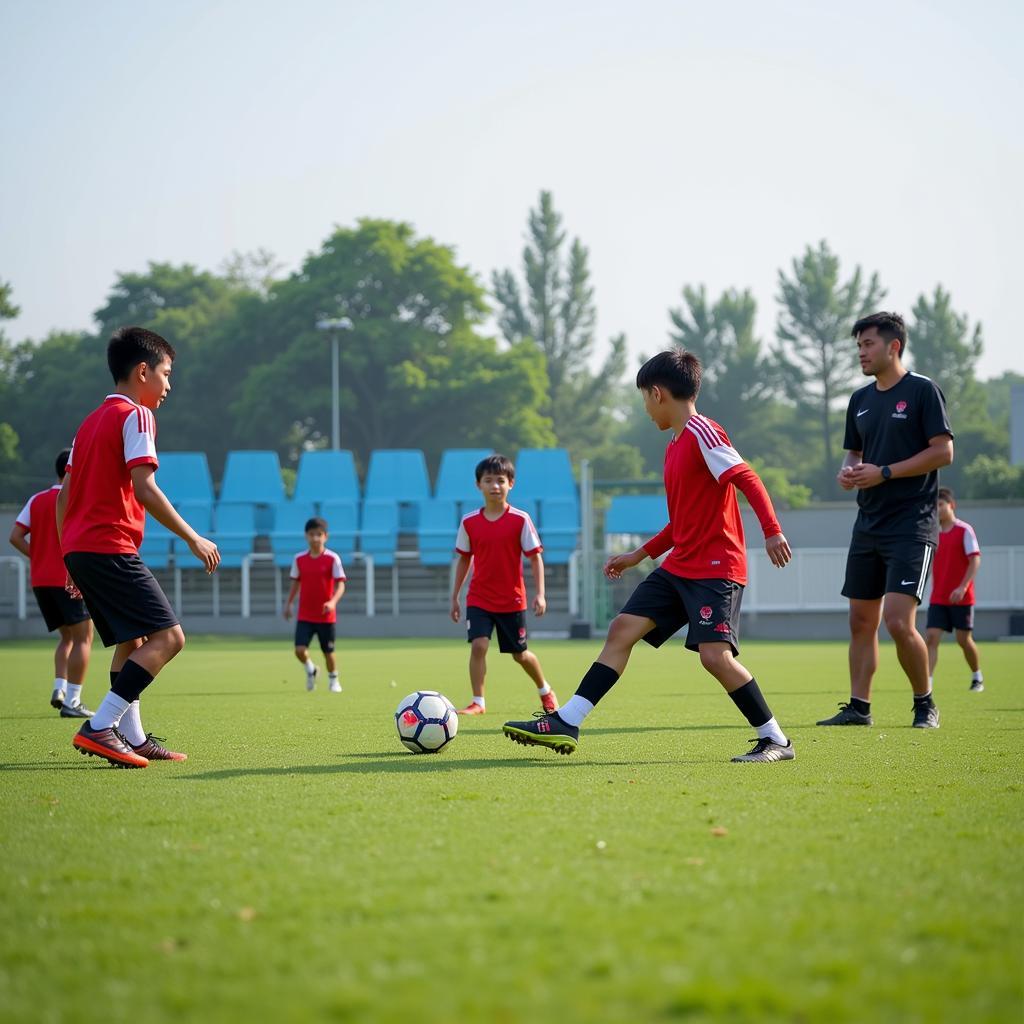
left=61, top=394, right=159, bottom=555
left=931, top=519, right=981, bottom=606
left=15, top=484, right=66, bottom=587
left=290, top=548, right=346, bottom=623
left=456, top=505, right=542, bottom=613
left=642, top=414, right=781, bottom=586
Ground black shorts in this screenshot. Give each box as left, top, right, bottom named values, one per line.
left=63, top=552, right=178, bottom=648
left=842, top=530, right=935, bottom=604
left=926, top=604, right=974, bottom=633
left=32, top=586, right=91, bottom=632
left=466, top=606, right=528, bottom=654
left=619, top=568, right=743, bottom=654
left=294, top=620, right=336, bottom=653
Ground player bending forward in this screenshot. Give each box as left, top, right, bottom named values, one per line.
left=504, top=349, right=795, bottom=763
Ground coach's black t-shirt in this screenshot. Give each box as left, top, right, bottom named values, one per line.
left=843, top=371, right=952, bottom=542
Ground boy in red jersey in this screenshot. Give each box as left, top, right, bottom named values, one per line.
left=450, top=454, right=557, bottom=716
left=504, top=350, right=795, bottom=763
left=9, top=448, right=94, bottom=717
left=58, top=326, right=220, bottom=768
left=283, top=516, right=346, bottom=692
left=925, top=488, right=984, bottom=692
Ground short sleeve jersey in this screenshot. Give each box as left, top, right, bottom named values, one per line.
left=290, top=548, right=346, bottom=623
left=15, top=485, right=66, bottom=587
left=61, top=395, right=159, bottom=555
left=644, top=415, right=755, bottom=585
left=455, top=506, right=542, bottom=613
left=930, top=519, right=980, bottom=606
left=843, top=373, right=952, bottom=543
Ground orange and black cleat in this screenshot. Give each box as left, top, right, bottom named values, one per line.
left=72, top=722, right=148, bottom=768
left=131, top=734, right=187, bottom=762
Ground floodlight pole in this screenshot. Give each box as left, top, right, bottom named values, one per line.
left=315, top=317, right=354, bottom=450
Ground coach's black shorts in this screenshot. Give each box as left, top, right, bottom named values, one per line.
left=619, top=568, right=743, bottom=654
left=926, top=604, right=974, bottom=633
left=842, top=530, right=935, bottom=604
left=466, top=606, right=528, bottom=654
left=294, top=620, right=336, bottom=653
left=63, top=552, right=178, bottom=648
left=32, top=586, right=91, bottom=632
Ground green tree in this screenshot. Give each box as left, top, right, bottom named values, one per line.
left=492, top=191, right=627, bottom=462
left=773, top=241, right=885, bottom=497
left=963, top=455, right=1024, bottom=499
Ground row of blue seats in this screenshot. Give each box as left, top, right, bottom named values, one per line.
left=141, top=496, right=580, bottom=570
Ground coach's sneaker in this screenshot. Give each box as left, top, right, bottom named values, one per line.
left=503, top=712, right=579, bottom=755
left=731, top=737, right=796, bottom=763
left=60, top=702, right=95, bottom=719
left=130, top=734, right=187, bottom=761
left=306, top=666, right=318, bottom=692
left=969, top=679, right=985, bottom=692
left=540, top=689, right=559, bottom=713
left=912, top=702, right=941, bottom=729
left=816, top=702, right=873, bottom=726
left=72, top=722, right=148, bottom=768
left=50, top=687, right=66, bottom=710
left=457, top=702, right=486, bottom=716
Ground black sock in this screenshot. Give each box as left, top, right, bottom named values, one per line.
left=576, top=662, right=620, bottom=706
left=851, top=697, right=871, bottom=716
left=728, top=678, right=772, bottom=728
left=111, top=661, right=154, bottom=702
left=913, top=692, right=934, bottom=708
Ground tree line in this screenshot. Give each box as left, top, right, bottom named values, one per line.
left=1, top=193, right=1020, bottom=505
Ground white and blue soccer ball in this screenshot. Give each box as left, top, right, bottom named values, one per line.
left=394, top=690, right=458, bottom=754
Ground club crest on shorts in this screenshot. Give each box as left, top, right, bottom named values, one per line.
left=699, top=605, right=713, bottom=624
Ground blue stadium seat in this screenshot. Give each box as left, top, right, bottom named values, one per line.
left=157, top=452, right=215, bottom=505
left=320, top=500, right=359, bottom=562
left=292, top=450, right=360, bottom=506
left=418, top=499, right=458, bottom=566
left=365, top=450, right=430, bottom=530
left=219, top=452, right=284, bottom=531
left=171, top=501, right=214, bottom=564
left=539, top=497, right=579, bottom=565
left=139, top=515, right=173, bottom=570
left=604, top=495, right=669, bottom=536
left=269, top=502, right=319, bottom=569
left=210, top=502, right=257, bottom=568
left=434, top=448, right=492, bottom=512
left=360, top=499, right=400, bottom=567
left=513, top=449, right=577, bottom=506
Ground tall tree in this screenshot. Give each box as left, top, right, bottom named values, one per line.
left=492, top=191, right=627, bottom=459
left=773, top=241, right=885, bottom=496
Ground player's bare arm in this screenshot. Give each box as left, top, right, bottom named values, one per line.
left=950, top=552, right=981, bottom=603
left=55, top=477, right=69, bottom=538
left=847, top=434, right=953, bottom=490
left=604, top=547, right=647, bottom=580
left=130, top=464, right=220, bottom=573
left=450, top=552, right=471, bottom=623
left=838, top=450, right=862, bottom=491
left=283, top=580, right=299, bottom=620
left=8, top=523, right=30, bottom=558
left=528, top=551, right=546, bottom=616
left=765, top=532, right=792, bottom=568
left=324, top=579, right=346, bottom=616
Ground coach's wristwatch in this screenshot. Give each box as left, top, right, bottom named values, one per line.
left=880, top=465, right=892, bottom=481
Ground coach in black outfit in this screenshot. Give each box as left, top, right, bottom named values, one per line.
left=818, top=311, right=953, bottom=730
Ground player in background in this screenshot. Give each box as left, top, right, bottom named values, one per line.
left=283, top=516, right=346, bottom=692
left=58, top=326, right=220, bottom=768
left=820, top=311, right=953, bottom=730
left=450, top=454, right=557, bottom=716
left=925, top=487, right=984, bottom=692
left=9, top=448, right=95, bottom=717
left=504, top=349, right=795, bottom=763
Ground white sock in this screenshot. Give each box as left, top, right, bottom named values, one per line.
left=972, top=670, right=983, bottom=682
left=54, top=676, right=68, bottom=693
left=755, top=716, right=787, bottom=745
left=119, top=701, right=146, bottom=746
left=89, top=692, right=131, bottom=732
left=304, top=657, right=316, bottom=676
left=329, top=672, right=339, bottom=681
left=928, top=676, right=933, bottom=688
left=66, top=683, right=82, bottom=707
left=472, top=696, right=485, bottom=709
left=556, top=695, right=594, bottom=727
left=537, top=682, right=551, bottom=696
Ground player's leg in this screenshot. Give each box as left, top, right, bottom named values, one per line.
left=322, top=627, right=341, bottom=692
left=925, top=627, right=943, bottom=677
left=512, top=649, right=558, bottom=711
left=882, top=592, right=938, bottom=728
left=294, top=620, right=318, bottom=689
left=459, top=636, right=490, bottom=715
left=955, top=627, right=983, bottom=690
left=58, top=618, right=95, bottom=718
left=53, top=625, right=73, bottom=708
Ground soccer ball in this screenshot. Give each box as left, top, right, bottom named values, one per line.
left=394, top=690, right=458, bottom=754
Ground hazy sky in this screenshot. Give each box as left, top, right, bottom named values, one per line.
left=2, top=0, right=1021, bottom=379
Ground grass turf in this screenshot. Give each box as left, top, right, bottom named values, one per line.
left=1, top=636, right=1021, bottom=1023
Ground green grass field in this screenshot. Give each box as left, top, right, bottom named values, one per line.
left=1, top=636, right=1021, bottom=1023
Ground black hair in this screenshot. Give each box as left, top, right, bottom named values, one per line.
left=305, top=517, right=328, bottom=533
left=107, top=326, right=176, bottom=384
left=851, top=311, right=907, bottom=357
left=55, top=448, right=71, bottom=479
left=938, top=487, right=955, bottom=504
left=636, top=349, right=702, bottom=400
left=475, top=454, right=516, bottom=482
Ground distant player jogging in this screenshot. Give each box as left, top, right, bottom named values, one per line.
left=503, top=349, right=795, bottom=763
left=819, top=311, right=953, bottom=730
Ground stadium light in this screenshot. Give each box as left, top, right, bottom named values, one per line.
left=315, top=317, right=355, bottom=450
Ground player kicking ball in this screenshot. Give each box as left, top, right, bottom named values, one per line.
left=503, top=349, right=795, bottom=763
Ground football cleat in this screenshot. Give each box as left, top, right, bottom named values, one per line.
left=912, top=702, right=940, bottom=729
left=969, top=680, right=984, bottom=692
left=329, top=678, right=343, bottom=693
left=50, top=688, right=66, bottom=710
left=540, top=690, right=559, bottom=713
left=457, top=702, right=486, bottom=716
left=306, top=666, right=318, bottom=692
left=816, top=702, right=873, bottom=726
left=503, top=712, right=579, bottom=755
left=731, top=737, right=796, bottom=763
left=72, top=722, right=148, bottom=768
left=60, top=702, right=95, bottom=719
left=131, top=734, right=187, bottom=761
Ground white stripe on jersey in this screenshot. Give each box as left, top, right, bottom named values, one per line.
left=121, top=403, right=158, bottom=465
left=686, top=414, right=744, bottom=482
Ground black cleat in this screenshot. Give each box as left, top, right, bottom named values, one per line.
left=817, top=702, right=873, bottom=726
left=731, top=737, right=796, bottom=763
left=50, top=687, right=66, bottom=710
left=503, top=712, right=579, bottom=755
left=969, top=680, right=984, bottom=692
left=60, top=702, right=95, bottom=719
left=912, top=702, right=940, bottom=729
